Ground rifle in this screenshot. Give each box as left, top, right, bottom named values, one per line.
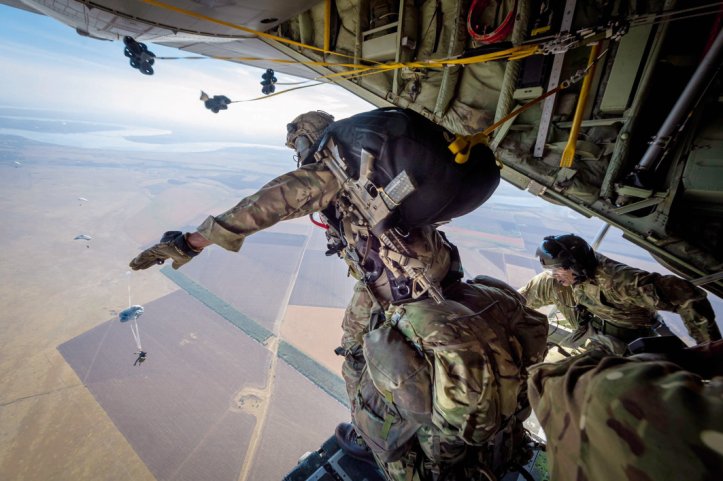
left=317, top=137, right=444, bottom=303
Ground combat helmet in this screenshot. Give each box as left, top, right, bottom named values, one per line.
left=286, top=110, right=335, bottom=164
left=536, top=234, right=598, bottom=283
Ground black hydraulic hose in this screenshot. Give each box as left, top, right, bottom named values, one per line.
left=634, top=27, right=723, bottom=174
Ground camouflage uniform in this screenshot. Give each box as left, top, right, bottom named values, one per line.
left=528, top=341, right=723, bottom=481
left=195, top=160, right=548, bottom=479
left=520, top=253, right=720, bottom=350
left=167, top=100, right=551, bottom=479
left=197, top=162, right=339, bottom=251
left=357, top=278, right=548, bottom=481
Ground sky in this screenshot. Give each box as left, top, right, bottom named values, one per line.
left=1, top=0, right=721, bottom=313
left=0, top=3, right=372, bottom=147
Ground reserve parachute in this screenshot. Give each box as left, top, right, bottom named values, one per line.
left=314, top=107, right=500, bottom=233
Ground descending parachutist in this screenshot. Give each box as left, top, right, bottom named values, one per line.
left=133, top=351, right=147, bottom=366
left=120, top=304, right=145, bottom=365
left=74, top=234, right=92, bottom=248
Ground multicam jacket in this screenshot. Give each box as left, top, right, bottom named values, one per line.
left=519, top=253, right=720, bottom=343
left=196, top=162, right=548, bottom=478
left=528, top=343, right=723, bottom=481
left=197, top=162, right=453, bottom=306
left=198, top=162, right=339, bottom=251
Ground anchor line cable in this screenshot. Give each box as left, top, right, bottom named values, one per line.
left=635, top=2, right=723, bottom=25
left=139, top=0, right=377, bottom=64
left=137, top=2, right=719, bottom=102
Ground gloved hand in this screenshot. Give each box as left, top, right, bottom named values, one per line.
left=129, top=231, right=201, bottom=270
left=692, top=298, right=722, bottom=341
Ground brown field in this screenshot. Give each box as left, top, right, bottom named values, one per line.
left=0, top=151, right=349, bottom=481
left=2, top=138, right=721, bottom=481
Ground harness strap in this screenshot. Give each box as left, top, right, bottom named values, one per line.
left=404, top=451, right=417, bottom=481
left=590, top=318, right=655, bottom=342
left=381, top=413, right=394, bottom=440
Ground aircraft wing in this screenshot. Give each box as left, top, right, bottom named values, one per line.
left=6, top=0, right=722, bottom=296
left=6, top=0, right=323, bottom=80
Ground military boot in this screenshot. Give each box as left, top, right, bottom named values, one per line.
left=335, top=422, right=377, bottom=466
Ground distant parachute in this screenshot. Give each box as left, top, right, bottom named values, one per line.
left=75, top=234, right=92, bottom=248
left=13, top=161, right=21, bottom=167
left=119, top=305, right=144, bottom=322
left=120, top=305, right=147, bottom=366
left=78, top=197, right=88, bottom=204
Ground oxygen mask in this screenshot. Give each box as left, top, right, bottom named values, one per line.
left=293, top=135, right=312, bottom=166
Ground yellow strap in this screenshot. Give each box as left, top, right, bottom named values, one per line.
left=451, top=45, right=609, bottom=161
left=140, top=0, right=545, bottom=104
left=233, top=82, right=324, bottom=102
left=140, top=0, right=541, bottom=77
left=448, top=132, right=489, bottom=164
left=560, top=43, right=602, bottom=168
left=324, top=0, right=332, bottom=52
left=140, top=0, right=363, bottom=62
left=381, top=413, right=394, bottom=440
left=384, top=390, right=394, bottom=404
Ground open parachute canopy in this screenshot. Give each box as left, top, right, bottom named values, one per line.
left=74, top=234, right=92, bottom=241
left=119, top=305, right=144, bottom=323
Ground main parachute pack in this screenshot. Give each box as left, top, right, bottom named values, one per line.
left=314, top=107, right=500, bottom=232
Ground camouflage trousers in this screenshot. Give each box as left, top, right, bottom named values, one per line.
left=382, top=426, right=466, bottom=481
left=339, top=284, right=468, bottom=480
left=382, top=422, right=531, bottom=481
left=340, top=281, right=377, bottom=405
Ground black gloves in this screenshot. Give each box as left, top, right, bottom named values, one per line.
left=129, top=231, right=201, bottom=270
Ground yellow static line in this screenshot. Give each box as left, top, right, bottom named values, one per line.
left=140, top=0, right=367, bottom=63
left=141, top=0, right=540, bottom=76
left=560, top=43, right=602, bottom=168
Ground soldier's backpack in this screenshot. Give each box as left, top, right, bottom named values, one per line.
left=314, top=107, right=500, bottom=233
left=391, top=292, right=545, bottom=445
left=362, top=323, right=432, bottom=424
left=351, top=367, right=421, bottom=463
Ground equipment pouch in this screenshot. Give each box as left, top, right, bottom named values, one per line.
left=352, top=368, right=420, bottom=463
left=363, top=325, right=433, bottom=423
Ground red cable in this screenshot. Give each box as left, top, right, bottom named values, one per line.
left=467, top=0, right=518, bottom=45
left=702, top=3, right=723, bottom=57
left=309, top=213, right=329, bottom=230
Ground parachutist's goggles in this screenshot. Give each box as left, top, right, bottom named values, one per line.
left=536, top=235, right=573, bottom=269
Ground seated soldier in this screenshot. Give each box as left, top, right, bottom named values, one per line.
left=528, top=339, right=723, bottom=481
left=519, top=234, right=720, bottom=354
